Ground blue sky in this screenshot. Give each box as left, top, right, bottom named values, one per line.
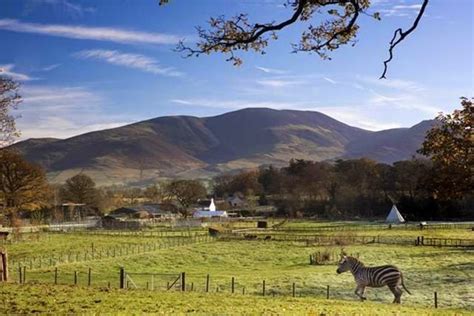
left=1, top=0, right=472, bottom=140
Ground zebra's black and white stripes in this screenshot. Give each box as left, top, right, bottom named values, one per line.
left=336, top=255, right=411, bottom=303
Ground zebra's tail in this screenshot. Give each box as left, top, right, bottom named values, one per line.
left=401, top=273, right=411, bottom=295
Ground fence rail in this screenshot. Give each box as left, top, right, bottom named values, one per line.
left=10, top=235, right=214, bottom=272
left=421, top=237, right=474, bottom=247
left=220, top=232, right=474, bottom=248
left=273, top=223, right=474, bottom=232
left=11, top=267, right=450, bottom=310
left=69, top=229, right=208, bottom=238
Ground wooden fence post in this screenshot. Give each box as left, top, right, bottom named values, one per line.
left=231, top=277, right=235, bottom=294
left=262, top=280, right=266, bottom=296
left=74, top=271, right=78, bottom=285
left=88, top=268, right=92, bottom=286
left=119, top=267, right=125, bottom=289
left=434, top=291, right=438, bottom=308
left=181, top=272, right=186, bottom=292
left=18, top=265, right=22, bottom=284
left=23, top=266, right=26, bottom=284
left=54, top=267, right=58, bottom=285
left=206, top=274, right=210, bottom=292
left=292, top=283, right=296, bottom=297
left=0, top=251, right=8, bottom=282
left=326, top=285, right=330, bottom=299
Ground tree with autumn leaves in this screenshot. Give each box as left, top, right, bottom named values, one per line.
left=0, top=149, right=51, bottom=223
left=164, top=179, right=207, bottom=218
left=159, top=0, right=429, bottom=78
left=419, top=97, right=473, bottom=200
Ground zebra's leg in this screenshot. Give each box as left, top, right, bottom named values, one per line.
left=359, top=286, right=367, bottom=301
left=389, top=286, right=402, bottom=304
left=395, top=287, right=402, bottom=304
left=355, top=286, right=366, bottom=301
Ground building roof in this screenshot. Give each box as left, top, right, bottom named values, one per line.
left=109, top=204, right=175, bottom=218
left=193, top=210, right=228, bottom=218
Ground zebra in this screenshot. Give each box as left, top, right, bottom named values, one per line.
left=336, top=255, right=411, bottom=303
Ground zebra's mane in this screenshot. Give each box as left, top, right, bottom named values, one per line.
left=347, top=256, right=365, bottom=267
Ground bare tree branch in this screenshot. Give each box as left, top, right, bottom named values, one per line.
left=380, top=0, right=429, bottom=79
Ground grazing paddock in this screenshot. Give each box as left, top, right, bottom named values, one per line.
left=1, top=283, right=470, bottom=315
left=1, top=221, right=473, bottom=313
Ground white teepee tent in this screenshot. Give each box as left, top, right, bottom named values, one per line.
left=385, top=204, right=405, bottom=223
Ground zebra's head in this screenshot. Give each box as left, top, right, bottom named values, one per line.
left=336, top=255, right=351, bottom=274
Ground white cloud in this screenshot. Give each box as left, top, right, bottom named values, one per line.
left=170, top=98, right=306, bottom=110
left=0, top=19, right=182, bottom=45
left=75, top=49, right=183, bottom=77
left=170, top=99, right=194, bottom=106
left=378, top=2, right=424, bottom=17
left=353, top=76, right=441, bottom=115
left=256, top=79, right=305, bottom=88
left=27, top=0, right=95, bottom=17
left=323, top=77, right=337, bottom=85
left=24, top=0, right=96, bottom=17
left=316, top=106, right=403, bottom=131
left=255, top=66, right=287, bottom=74
left=0, top=64, right=34, bottom=81
left=41, top=64, right=61, bottom=71
left=392, top=4, right=423, bottom=10
left=360, top=77, right=424, bottom=92
left=368, top=90, right=442, bottom=114
left=16, top=85, right=133, bottom=139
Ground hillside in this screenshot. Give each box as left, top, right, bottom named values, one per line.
left=13, top=108, right=434, bottom=185
left=343, top=120, right=435, bottom=162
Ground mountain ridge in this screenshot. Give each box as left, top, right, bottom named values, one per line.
left=13, top=108, right=435, bottom=185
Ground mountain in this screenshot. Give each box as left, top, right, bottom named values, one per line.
left=343, top=120, right=435, bottom=162
left=12, top=108, right=434, bottom=185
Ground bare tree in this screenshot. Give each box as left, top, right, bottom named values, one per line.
left=0, top=74, right=21, bottom=147
left=160, top=0, right=429, bottom=78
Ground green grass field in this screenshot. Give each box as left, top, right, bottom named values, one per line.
left=1, top=221, right=473, bottom=314
left=1, top=283, right=470, bottom=315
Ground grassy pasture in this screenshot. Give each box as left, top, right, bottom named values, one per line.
left=1, top=221, right=473, bottom=314
left=1, top=283, right=470, bottom=315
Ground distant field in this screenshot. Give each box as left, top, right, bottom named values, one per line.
left=1, top=221, right=473, bottom=313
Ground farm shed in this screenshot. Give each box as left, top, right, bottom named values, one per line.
left=227, top=194, right=246, bottom=207
left=109, top=204, right=177, bottom=220
left=101, top=216, right=142, bottom=230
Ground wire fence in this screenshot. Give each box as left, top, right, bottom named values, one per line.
left=69, top=229, right=209, bottom=238
left=9, top=235, right=214, bottom=271
left=10, top=267, right=455, bottom=310
left=219, top=233, right=474, bottom=248
left=273, top=222, right=474, bottom=232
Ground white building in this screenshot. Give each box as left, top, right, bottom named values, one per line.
left=193, top=198, right=228, bottom=218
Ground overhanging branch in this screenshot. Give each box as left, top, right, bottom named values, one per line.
left=380, top=0, right=429, bottom=79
